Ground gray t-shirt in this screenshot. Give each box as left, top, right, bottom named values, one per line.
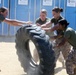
left=64, top=27, right=76, bottom=49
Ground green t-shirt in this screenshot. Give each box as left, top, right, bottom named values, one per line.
left=0, top=14, right=5, bottom=22
left=64, top=27, right=76, bottom=49
left=35, top=17, right=54, bottom=36
left=35, top=17, right=50, bottom=25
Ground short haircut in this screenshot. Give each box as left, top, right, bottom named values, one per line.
left=40, top=9, right=47, bottom=15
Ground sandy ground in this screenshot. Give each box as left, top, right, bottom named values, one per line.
left=0, top=37, right=68, bottom=75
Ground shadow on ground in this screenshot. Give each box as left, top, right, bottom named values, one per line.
left=0, top=36, right=15, bottom=42
left=55, top=67, right=65, bottom=74
left=21, top=74, right=27, bottom=75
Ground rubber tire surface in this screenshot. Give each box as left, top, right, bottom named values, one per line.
left=15, top=25, right=55, bottom=75
left=69, top=68, right=76, bottom=75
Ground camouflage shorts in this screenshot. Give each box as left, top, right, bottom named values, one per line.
left=53, top=38, right=72, bottom=62
left=66, top=49, right=76, bottom=74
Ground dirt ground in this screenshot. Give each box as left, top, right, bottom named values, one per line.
left=0, top=36, right=68, bottom=75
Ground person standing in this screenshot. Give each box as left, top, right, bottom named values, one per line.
left=55, top=19, right=76, bottom=75
left=36, top=9, right=54, bottom=37
left=33, top=9, right=54, bottom=63
left=0, top=6, right=32, bottom=72
left=41, top=7, right=71, bottom=68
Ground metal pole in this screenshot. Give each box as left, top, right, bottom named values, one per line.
left=54, top=0, right=55, bottom=7
left=29, top=0, right=31, bottom=21
left=59, top=0, right=61, bottom=7
left=40, top=0, right=41, bottom=11
left=34, top=0, right=36, bottom=23
left=14, top=0, right=17, bottom=35
left=64, top=0, right=66, bottom=18
left=2, top=0, right=4, bottom=35
left=8, top=0, right=10, bottom=36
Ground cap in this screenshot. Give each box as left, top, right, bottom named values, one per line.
left=58, top=19, right=69, bottom=25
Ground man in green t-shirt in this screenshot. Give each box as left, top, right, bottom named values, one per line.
left=36, top=9, right=50, bottom=25
left=33, top=9, right=54, bottom=63
left=36, top=9, right=54, bottom=38
left=55, top=19, right=76, bottom=75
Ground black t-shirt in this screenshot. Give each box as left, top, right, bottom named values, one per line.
left=0, top=14, right=5, bottom=22
left=51, top=16, right=64, bottom=35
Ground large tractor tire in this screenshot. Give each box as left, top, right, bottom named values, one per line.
left=15, top=25, right=55, bottom=75
left=69, top=68, right=76, bottom=75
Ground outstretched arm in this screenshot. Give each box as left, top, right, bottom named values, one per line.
left=3, top=18, right=32, bottom=26
left=42, top=24, right=59, bottom=32
left=40, top=21, right=52, bottom=28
